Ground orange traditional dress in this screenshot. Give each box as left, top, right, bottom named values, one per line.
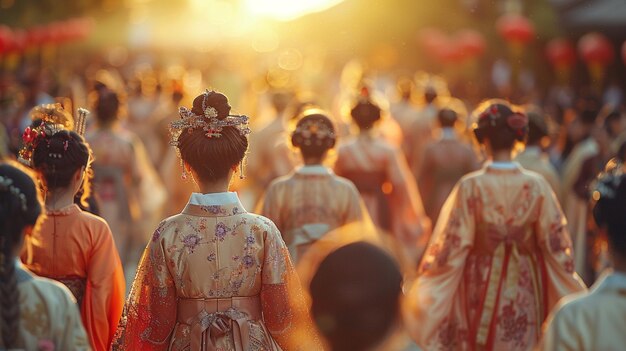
left=260, top=165, right=368, bottom=263
left=334, top=133, right=430, bottom=259
left=111, top=192, right=314, bottom=351
left=405, top=162, right=586, bottom=351
left=21, top=204, right=125, bottom=351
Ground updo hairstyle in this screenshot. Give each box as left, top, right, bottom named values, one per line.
left=177, top=91, right=248, bottom=183
left=472, top=99, right=528, bottom=151
left=291, top=111, right=336, bottom=158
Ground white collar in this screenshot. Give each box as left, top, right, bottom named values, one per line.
left=488, top=161, right=519, bottom=170
left=189, top=192, right=243, bottom=207
left=441, top=127, right=456, bottom=140
left=295, top=165, right=333, bottom=175
left=594, top=270, right=626, bottom=293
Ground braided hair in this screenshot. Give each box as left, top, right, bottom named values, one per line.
left=0, top=163, right=42, bottom=349
left=31, top=130, right=92, bottom=206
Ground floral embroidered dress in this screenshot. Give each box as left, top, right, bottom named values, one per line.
left=404, top=162, right=586, bottom=351
left=111, top=192, right=314, bottom=351
left=21, top=204, right=125, bottom=351
left=260, top=165, right=368, bottom=263
left=11, top=261, right=90, bottom=351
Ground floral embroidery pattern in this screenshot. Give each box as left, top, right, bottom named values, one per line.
left=152, top=221, right=167, bottom=242
left=182, top=234, right=202, bottom=253
left=201, top=205, right=227, bottom=215
left=498, top=300, right=530, bottom=348
left=433, top=318, right=468, bottom=351
left=215, top=222, right=231, bottom=241
left=243, top=255, right=255, bottom=268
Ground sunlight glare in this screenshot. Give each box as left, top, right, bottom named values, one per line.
left=244, top=0, right=344, bottom=21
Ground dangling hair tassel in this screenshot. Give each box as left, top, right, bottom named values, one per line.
left=239, top=161, right=245, bottom=180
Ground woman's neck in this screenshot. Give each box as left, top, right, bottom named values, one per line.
left=491, top=149, right=512, bottom=163
left=45, top=188, right=76, bottom=210
left=197, top=178, right=230, bottom=194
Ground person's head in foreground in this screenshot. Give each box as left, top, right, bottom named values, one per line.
left=0, top=162, right=42, bottom=349
left=170, top=90, right=250, bottom=189
left=593, top=166, right=626, bottom=271
left=472, top=99, right=528, bottom=157
left=309, top=241, right=402, bottom=351
left=291, top=110, right=336, bottom=165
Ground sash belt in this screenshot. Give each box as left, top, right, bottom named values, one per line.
left=177, top=296, right=262, bottom=351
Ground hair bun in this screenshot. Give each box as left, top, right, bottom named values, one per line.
left=192, top=90, right=231, bottom=120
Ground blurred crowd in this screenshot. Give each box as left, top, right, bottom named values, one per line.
left=1, top=47, right=625, bottom=350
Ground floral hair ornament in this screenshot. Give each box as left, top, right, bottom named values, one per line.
left=294, top=115, right=335, bottom=146
left=506, top=112, right=529, bottom=137
left=169, top=89, right=251, bottom=147
left=18, top=104, right=75, bottom=166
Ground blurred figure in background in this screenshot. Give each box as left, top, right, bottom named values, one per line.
left=0, top=162, right=89, bottom=350
left=86, top=87, right=165, bottom=282
left=309, top=241, right=403, bottom=351
left=418, top=107, right=479, bottom=224
left=20, top=105, right=124, bottom=351
left=515, top=108, right=562, bottom=201
left=540, top=163, right=626, bottom=351
left=248, top=89, right=298, bottom=205
left=260, top=111, right=368, bottom=263
left=334, top=97, right=430, bottom=264
left=405, top=100, right=585, bottom=351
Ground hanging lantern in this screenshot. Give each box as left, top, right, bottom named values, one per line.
left=417, top=27, right=448, bottom=59
left=578, top=32, right=614, bottom=66
left=578, top=32, right=614, bottom=91
left=456, top=29, right=486, bottom=58
left=496, top=14, right=535, bottom=45
left=546, top=38, right=576, bottom=68
left=0, top=26, right=12, bottom=55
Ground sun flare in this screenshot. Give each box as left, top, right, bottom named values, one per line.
left=243, top=0, right=344, bottom=21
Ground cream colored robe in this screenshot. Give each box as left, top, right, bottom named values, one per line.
left=404, top=163, right=585, bottom=351
left=260, top=165, right=368, bottom=263
left=9, top=263, right=90, bottom=350
left=540, top=270, right=626, bottom=351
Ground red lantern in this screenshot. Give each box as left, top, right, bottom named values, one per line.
left=0, top=25, right=12, bottom=54
left=455, top=29, right=486, bottom=58
left=496, top=14, right=535, bottom=44
left=9, top=29, right=26, bottom=53
left=578, top=32, right=614, bottom=66
left=418, top=28, right=447, bottom=53
left=546, top=38, right=575, bottom=68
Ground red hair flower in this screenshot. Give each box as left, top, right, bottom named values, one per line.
left=507, top=113, right=528, bottom=130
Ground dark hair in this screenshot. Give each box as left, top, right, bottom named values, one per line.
left=604, top=110, right=622, bottom=137
left=32, top=130, right=92, bottom=204
left=95, top=88, right=120, bottom=125
left=351, top=100, right=381, bottom=130
left=592, top=169, right=626, bottom=257
left=310, top=242, right=402, bottom=351
left=291, top=112, right=336, bottom=159
left=526, top=110, right=549, bottom=146
left=473, top=99, right=527, bottom=151
left=437, top=108, right=458, bottom=128
left=178, top=91, right=248, bottom=183
left=0, top=163, right=42, bottom=348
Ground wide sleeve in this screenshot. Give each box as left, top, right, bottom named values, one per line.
left=260, top=221, right=318, bottom=350
left=403, top=180, right=475, bottom=348
left=82, top=221, right=126, bottom=351
left=259, top=184, right=283, bottom=232
left=341, top=182, right=366, bottom=225
left=386, top=146, right=431, bottom=250
left=535, top=180, right=586, bottom=307
left=111, top=223, right=177, bottom=351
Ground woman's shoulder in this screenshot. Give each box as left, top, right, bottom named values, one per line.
left=20, top=270, right=77, bottom=306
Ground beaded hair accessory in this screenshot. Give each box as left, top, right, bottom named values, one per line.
left=18, top=104, right=89, bottom=166
left=169, top=90, right=251, bottom=147
left=0, top=176, right=27, bottom=212
left=293, top=117, right=335, bottom=146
